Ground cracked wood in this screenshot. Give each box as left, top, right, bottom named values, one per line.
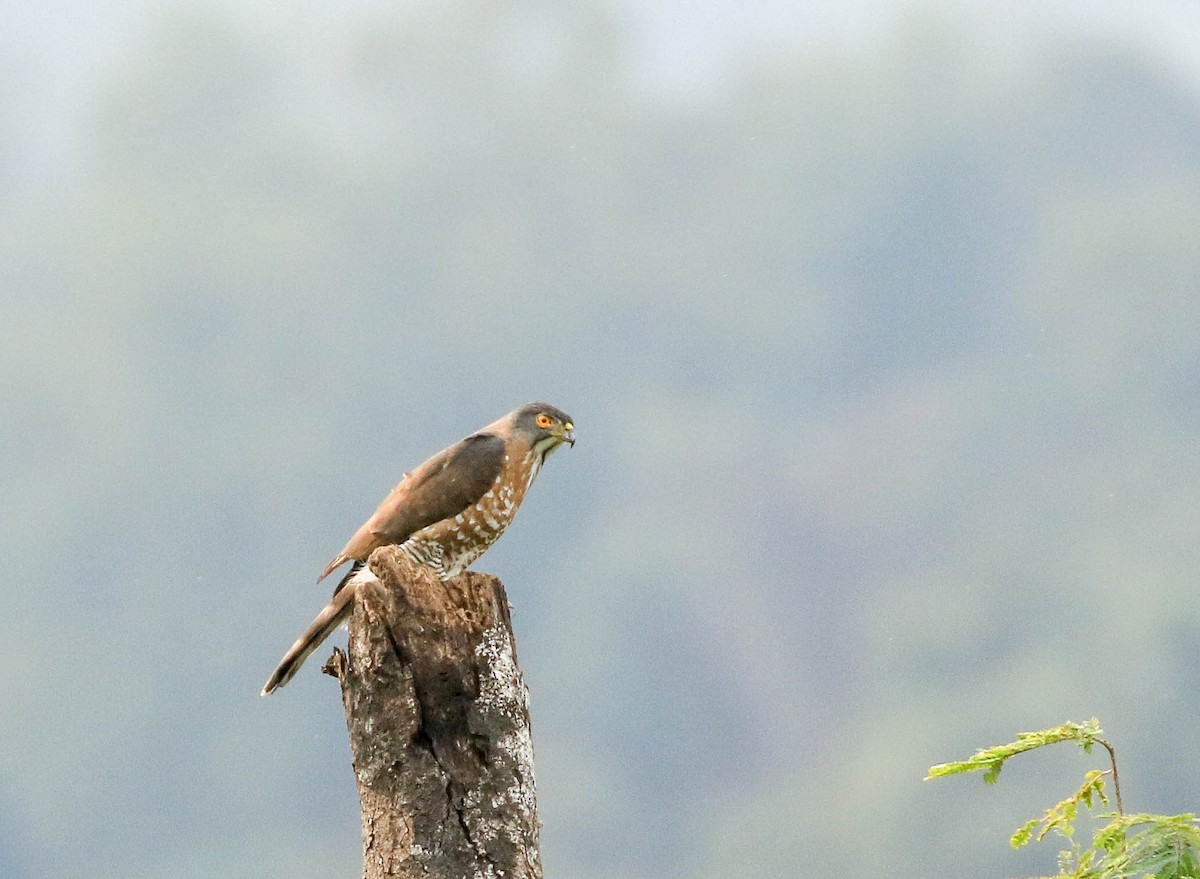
left=325, top=546, right=542, bottom=879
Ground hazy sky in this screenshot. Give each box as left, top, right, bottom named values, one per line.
left=7, top=0, right=1200, bottom=121
left=9, top=0, right=1200, bottom=75
left=5, top=0, right=1200, bottom=198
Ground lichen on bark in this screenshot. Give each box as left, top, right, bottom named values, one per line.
left=325, top=546, right=543, bottom=879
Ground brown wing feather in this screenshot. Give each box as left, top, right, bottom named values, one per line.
left=319, top=433, right=505, bottom=582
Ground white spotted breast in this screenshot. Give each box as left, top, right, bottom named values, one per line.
left=402, top=450, right=544, bottom=578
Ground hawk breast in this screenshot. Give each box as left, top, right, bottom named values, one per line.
left=404, top=447, right=543, bottom=578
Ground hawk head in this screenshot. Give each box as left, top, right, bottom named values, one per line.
left=511, top=402, right=575, bottom=458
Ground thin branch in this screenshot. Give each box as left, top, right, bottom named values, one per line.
left=1097, top=738, right=1124, bottom=815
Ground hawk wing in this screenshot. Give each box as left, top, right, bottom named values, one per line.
left=319, top=432, right=505, bottom=583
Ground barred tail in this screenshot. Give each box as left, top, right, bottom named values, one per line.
left=261, top=568, right=363, bottom=696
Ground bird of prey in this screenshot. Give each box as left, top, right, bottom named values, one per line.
left=262, top=402, right=575, bottom=695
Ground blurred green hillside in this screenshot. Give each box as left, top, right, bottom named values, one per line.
left=2, top=4, right=1199, bottom=878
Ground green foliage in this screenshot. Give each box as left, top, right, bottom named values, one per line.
left=927, top=719, right=1106, bottom=786
left=1009, top=770, right=1108, bottom=850
left=1099, top=814, right=1200, bottom=879
left=928, top=720, right=1200, bottom=878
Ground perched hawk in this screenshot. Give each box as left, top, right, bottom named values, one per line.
left=262, top=402, right=574, bottom=695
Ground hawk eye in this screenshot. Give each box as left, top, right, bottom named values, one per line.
left=535, top=413, right=553, bottom=428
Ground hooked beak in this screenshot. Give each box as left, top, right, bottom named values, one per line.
left=562, top=422, right=575, bottom=447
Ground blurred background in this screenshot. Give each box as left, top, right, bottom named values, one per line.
left=3, top=1, right=1199, bottom=876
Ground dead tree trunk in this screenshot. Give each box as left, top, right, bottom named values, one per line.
left=323, top=546, right=542, bottom=879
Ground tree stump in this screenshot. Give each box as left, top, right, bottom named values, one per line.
left=323, top=546, right=542, bottom=879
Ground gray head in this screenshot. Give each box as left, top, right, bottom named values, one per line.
left=508, top=402, right=575, bottom=457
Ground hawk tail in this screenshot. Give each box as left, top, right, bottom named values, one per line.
left=261, top=571, right=360, bottom=696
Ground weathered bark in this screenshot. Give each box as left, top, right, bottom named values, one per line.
left=323, top=546, right=542, bottom=879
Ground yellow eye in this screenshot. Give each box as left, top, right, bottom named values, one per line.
left=535, top=413, right=553, bottom=428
